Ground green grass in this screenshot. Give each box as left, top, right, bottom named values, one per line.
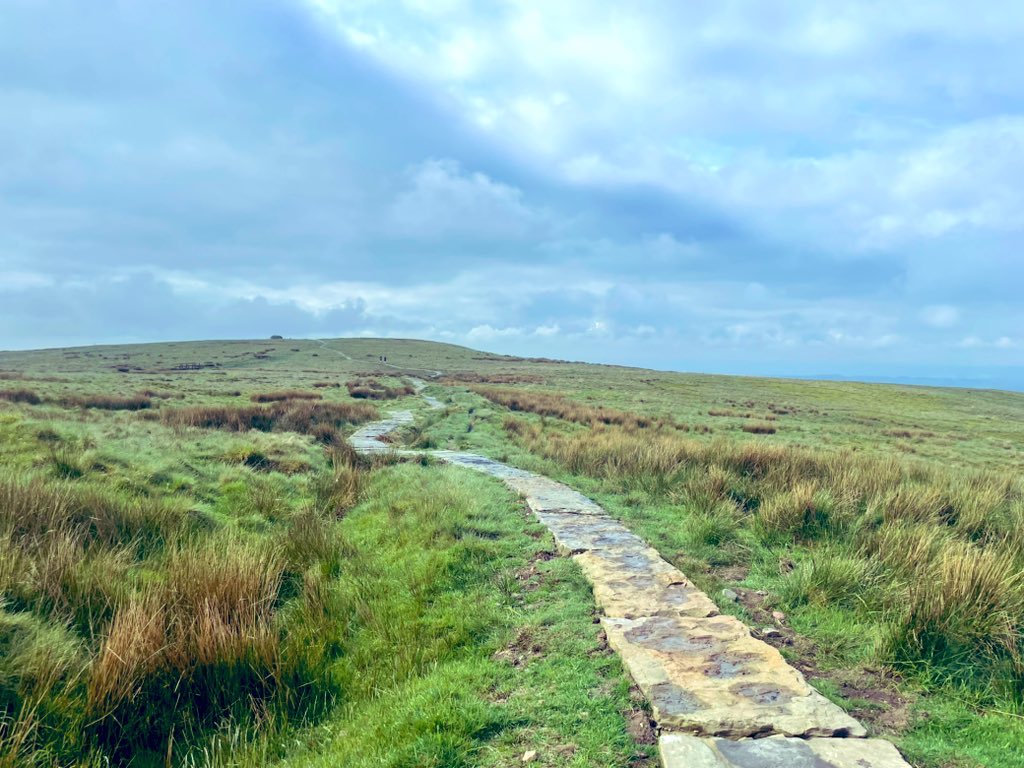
left=252, top=465, right=649, bottom=768
left=0, top=340, right=652, bottom=766
left=4, top=336, right=1024, bottom=767
left=408, top=381, right=1024, bottom=768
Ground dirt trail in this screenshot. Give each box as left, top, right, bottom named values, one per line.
left=314, top=339, right=352, bottom=360
left=349, top=402, right=911, bottom=768
left=314, top=340, right=442, bottom=377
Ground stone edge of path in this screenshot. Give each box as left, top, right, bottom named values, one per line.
left=349, top=406, right=913, bottom=768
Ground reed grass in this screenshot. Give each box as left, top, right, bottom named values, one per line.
left=506, top=418, right=1024, bottom=697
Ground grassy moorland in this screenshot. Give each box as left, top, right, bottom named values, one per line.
left=0, top=339, right=651, bottom=767
left=2, top=336, right=1024, bottom=767
left=409, top=373, right=1024, bottom=768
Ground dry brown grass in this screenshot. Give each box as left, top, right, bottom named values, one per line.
left=0, top=389, right=42, bottom=405
left=85, top=537, right=286, bottom=752
left=61, top=394, right=152, bottom=411
left=161, top=401, right=377, bottom=435
left=251, top=390, right=323, bottom=403
left=0, top=475, right=185, bottom=553
left=473, top=386, right=676, bottom=430
left=507, top=418, right=1024, bottom=694
left=741, top=422, right=777, bottom=434
left=441, top=372, right=545, bottom=385
left=884, top=542, right=1024, bottom=683
left=0, top=475, right=185, bottom=636
left=346, top=378, right=416, bottom=400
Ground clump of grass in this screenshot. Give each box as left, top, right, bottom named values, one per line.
left=85, top=536, right=288, bottom=754
left=0, top=609, right=86, bottom=767
left=0, top=389, right=42, bottom=405
left=476, top=386, right=666, bottom=430
left=0, top=474, right=185, bottom=554
left=686, top=503, right=741, bottom=549
left=162, top=401, right=377, bottom=436
left=250, top=391, right=322, bottom=403
left=883, top=543, right=1024, bottom=695
left=240, top=477, right=291, bottom=521
left=741, top=422, right=777, bottom=434
left=61, top=395, right=152, bottom=411
left=346, top=379, right=415, bottom=400
left=283, top=508, right=344, bottom=577
left=310, top=465, right=363, bottom=518
left=756, top=482, right=831, bottom=541
left=47, top=445, right=87, bottom=480
left=778, top=549, right=881, bottom=608
left=308, top=423, right=340, bottom=445
left=440, top=372, right=545, bottom=385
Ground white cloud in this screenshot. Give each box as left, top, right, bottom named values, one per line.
left=466, top=324, right=523, bottom=341
left=305, top=2, right=1024, bottom=256
left=959, top=335, right=1020, bottom=349
left=921, top=305, right=960, bottom=329
left=0, top=271, right=53, bottom=291
left=388, top=159, right=539, bottom=239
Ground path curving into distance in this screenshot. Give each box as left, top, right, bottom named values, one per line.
left=350, top=403, right=912, bottom=768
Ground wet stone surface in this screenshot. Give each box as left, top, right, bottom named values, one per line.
left=704, top=652, right=758, bottom=680
left=733, top=683, right=796, bottom=706
left=649, top=682, right=703, bottom=715
left=625, top=619, right=717, bottom=653
left=660, top=735, right=912, bottom=768
left=602, top=615, right=865, bottom=737
left=531, top=511, right=647, bottom=554
left=349, top=411, right=415, bottom=453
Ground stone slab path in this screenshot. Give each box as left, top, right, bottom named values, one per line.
left=349, top=409, right=912, bottom=768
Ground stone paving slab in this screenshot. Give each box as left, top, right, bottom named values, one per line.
left=433, top=451, right=535, bottom=479
left=531, top=510, right=648, bottom=554
left=510, top=482, right=607, bottom=514
left=602, top=614, right=865, bottom=738
left=659, top=734, right=911, bottom=768
left=573, top=547, right=719, bottom=620
left=350, top=410, right=414, bottom=453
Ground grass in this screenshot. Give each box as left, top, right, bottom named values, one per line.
left=3, top=336, right=1024, bottom=766
left=0, top=458, right=650, bottom=767
left=259, top=465, right=648, bottom=768
left=345, top=378, right=416, bottom=400
left=0, top=389, right=42, bottom=405
left=161, top=401, right=377, bottom=437
left=472, top=386, right=673, bottom=430
left=251, top=391, right=323, bottom=403
left=502, top=421, right=1024, bottom=693
left=61, top=395, right=153, bottom=411
left=406, top=378, right=1024, bottom=768
left=0, top=339, right=652, bottom=766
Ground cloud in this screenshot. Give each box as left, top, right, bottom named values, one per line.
left=0, top=272, right=369, bottom=348
left=1, top=1, right=1022, bottom=383
left=388, top=159, right=539, bottom=240
left=306, top=1, right=1024, bottom=258
left=921, top=305, right=960, bottom=329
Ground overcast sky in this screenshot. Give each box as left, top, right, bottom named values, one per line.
left=2, top=1, right=1022, bottom=386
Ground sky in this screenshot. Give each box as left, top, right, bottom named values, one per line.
left=2, top=1, right=1023, bottom=388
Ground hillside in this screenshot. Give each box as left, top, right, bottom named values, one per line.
left=4, top=337, right=1023, bottom=471
left=1, top=337, right=1023, bottom=767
